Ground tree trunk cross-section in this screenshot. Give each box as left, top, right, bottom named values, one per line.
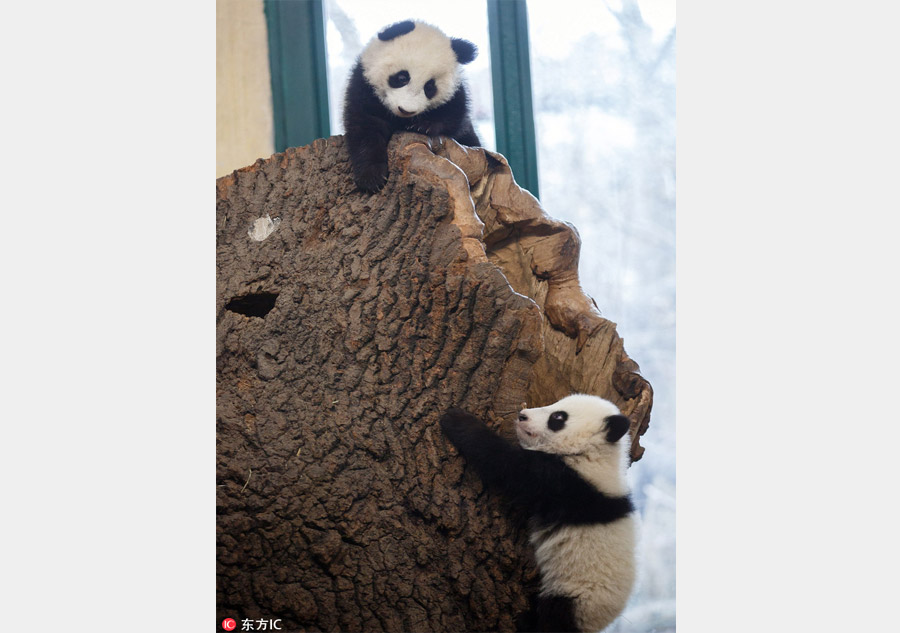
left=216, top=133, right=653, bottom=632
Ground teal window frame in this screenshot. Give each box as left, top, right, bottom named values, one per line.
left=265, top=0, right=539, bottom=196
left=487, top=0, right=539, bottom=198
left=264, top=0, right=331, bottom=151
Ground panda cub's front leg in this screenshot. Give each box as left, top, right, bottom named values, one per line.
left=343, top=111, right=392, bottom=192
left=439, top=408, right=509, bottom=478
left=345, top=131, right=390, bottom=192
left=439, top=408, right=546, bottom=511
left=352, top=150, right=389, bottom=192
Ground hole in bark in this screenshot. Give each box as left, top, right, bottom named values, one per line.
left=225, top=292, right=278, bottom=318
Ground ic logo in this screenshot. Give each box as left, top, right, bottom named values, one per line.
left=222, top=618, right=237, bottom=631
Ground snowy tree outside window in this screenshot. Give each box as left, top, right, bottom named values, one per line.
left=528, top=2, right=675, bottom=630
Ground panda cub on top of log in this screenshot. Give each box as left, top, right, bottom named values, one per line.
left=440, top=395, right=637, bottom=633
left=343, top=19, right=481, bottom=192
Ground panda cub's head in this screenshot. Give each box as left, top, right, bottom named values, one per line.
left=516, top=394, right=631, bottom=457
left=359, top=20, right=477, bottom=118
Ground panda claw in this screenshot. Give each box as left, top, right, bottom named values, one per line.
left=354, top=163, right=389, bottom=192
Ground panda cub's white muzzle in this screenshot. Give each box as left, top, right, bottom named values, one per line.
left=516, top=408, right=541, bottom=448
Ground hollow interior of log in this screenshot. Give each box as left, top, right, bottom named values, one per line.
left=427, top=137, right=652, bottom=461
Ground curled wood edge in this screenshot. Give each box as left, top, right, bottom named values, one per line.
left=396, top=133, right=652, bottom=462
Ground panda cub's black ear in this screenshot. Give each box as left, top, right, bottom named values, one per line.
left=604, top=415, right=631, bottom=443
left=378, top=20, right=416, bottom=41
left=451, top=38, right=478, bottom=64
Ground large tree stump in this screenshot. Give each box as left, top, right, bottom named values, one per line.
left=216, top=133, right=652, bottom=632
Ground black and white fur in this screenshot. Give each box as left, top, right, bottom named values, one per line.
left=440, top=395, right=637, bottom=633
left=343, top=19, right=481, bottom=192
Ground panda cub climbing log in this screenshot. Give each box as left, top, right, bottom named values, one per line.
left=440, top=394, right=637, bottom=633
left=343, top=19, right=481, bottom=192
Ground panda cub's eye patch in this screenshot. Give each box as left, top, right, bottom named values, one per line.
left=548, top=411, right=568, bottom=432
left=388, top=70, right=411, bottom=89
left=424, top=78, right=437, bottom=99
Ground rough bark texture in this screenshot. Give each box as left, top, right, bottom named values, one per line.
left=216, top=133, right=652, bottom=632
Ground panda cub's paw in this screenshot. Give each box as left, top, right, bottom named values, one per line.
left=354, top=160, right=389, bottom=192
left=439, top=408, right=485, bottom=439
left=412, top=122, right=444, bottom=137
